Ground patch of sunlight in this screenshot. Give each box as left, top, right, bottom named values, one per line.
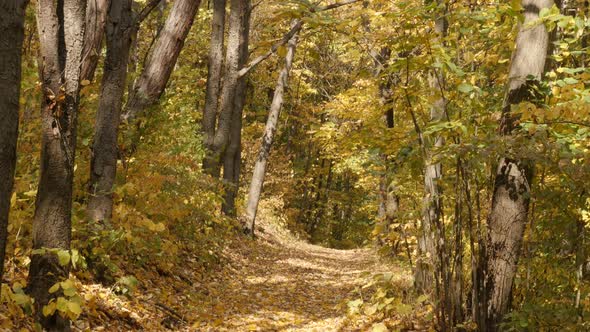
left=277, top=258, right=343, bottom=274
left=245, top=274, right=292, bottom=285
left=223, top=310, right=310, bottom=330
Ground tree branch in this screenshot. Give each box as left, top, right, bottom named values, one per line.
left=237, top=0, right=362, bottom=78
left=136, top=0, right=162, bottom=24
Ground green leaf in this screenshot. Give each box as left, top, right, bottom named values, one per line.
left=457, top=83, right=474, bottom=93
left=12, top=293, right=30, bottom=305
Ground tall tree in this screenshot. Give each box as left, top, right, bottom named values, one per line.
left=87, top=0, right=134, bottom=222
left=28, top=0, right=86, bottom=329
left=244, top=30, right=299, bottom=233
left=221, top=0, right=251, bottom=216
left=202, top=0, right=248, bottom=177
left=86, top=0, right=198, bottom=221
left=80, top=0, right=111, bottom=82
left=414, top=1, right=448, bottom=296
left=0, top=0, right=28, bottom=295
left=480, top=0, right=552, bottom=330
left=202, top=0, right=226, bottom=174
left=202, top=0, right=363, bottom=177
left=122, top=0, right=202, bottom=122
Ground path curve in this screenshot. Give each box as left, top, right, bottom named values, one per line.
left=195, top=223, right=401, bottom=331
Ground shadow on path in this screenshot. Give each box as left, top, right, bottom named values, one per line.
left=195, top=227, right=403, bottom=331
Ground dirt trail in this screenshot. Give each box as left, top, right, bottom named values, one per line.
left=195, top=223, right=406, bottom=331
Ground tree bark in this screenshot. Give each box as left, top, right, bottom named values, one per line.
left=480, top=0, right=552, bottom=330
left=414, top=3, right=448, bottom=296
left=202, top=0, right=226, bottom=174
left=221, top=0, right=250, bottom=216
left=80, top=0, right=110, bottom=81
left=28, top=0, right=86, bottom=330
left=203, top=0, right=247, bottom=176
left=122, top=0, right=201, bottom=122
left=87, top=0, right=134, bottom=222
left=244, top=30, right=298, bottom=233
left=0, top=0, right=28, bottom=295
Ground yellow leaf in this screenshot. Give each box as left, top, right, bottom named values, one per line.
left=67, top=301, right=82, bottom=316
left=48, top=283, right=60, bottom=294
left=57, top=250, right=70, bottom=266
left=371, top=323, right=389, bottom=332
left=277, top=45, right=287, bottom=58
left=42, top=302, right=56, bottom=317
left=153, top=223, right=166, bottom=232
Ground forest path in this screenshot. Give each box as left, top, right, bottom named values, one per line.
left=194, top=221, right=409, bottom=331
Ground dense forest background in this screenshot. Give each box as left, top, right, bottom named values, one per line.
left=0, top=0, right=589, bottom=330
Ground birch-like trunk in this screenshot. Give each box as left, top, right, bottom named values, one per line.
left=480, top=1, right=552, bottom=330
left=87, top=0, right=133, bottom=222
left=28, top=0, right=86, bottom=329
left=244, top=32, right=298, bottom=233
left=0, top=0, right=28, bottom=295
left=414, top=4, right=448, bottom=295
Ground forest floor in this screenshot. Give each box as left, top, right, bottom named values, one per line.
left=193, top=219, right=411, bottom=331
left=2, top=211, right=418, bottom=331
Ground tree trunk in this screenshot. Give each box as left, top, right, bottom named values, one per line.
left=480, top=0, right=552, bottom=330
left=202, top=0, right=226, bottom=174
left=80, top=0, right=110, bottom=81
left=87, top=0, right=134, bottom=222
left=122, top=0, right=201, bottom=122
left=0, top=0, right=28, bottom=295
left=28, top=0, right=86, bottom=330
left=221, top=0, right=250, bottom=216
left=203, top=0, right=247, bottom=176
left=377, top=175, right=387, bottom=220
left=244, top=30, right=298, bottom=233
left=414, top=3, right=448, bottom=295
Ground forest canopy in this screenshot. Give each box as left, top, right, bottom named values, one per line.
left=0, top=0, right=589, bottom=331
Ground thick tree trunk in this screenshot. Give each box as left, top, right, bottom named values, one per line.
left=244, top=31, right=298, bottom=233
left=203, top=0, right=247, bottom=176
left=202, top=0, right=226, bottom=174
left=80, top=0, right=110, bottom=81
left=28, top=0, right=86, bottom=330
left=0, top=0, right=28, bottom=294
left=221, top=0, right=250, bottom=216
left=220, top=91, right=243, bottom=216
left=87, top=0, right=133, bottom=222
left=122, top=0, right=201, bottom=122
left=480, top=0, right=552, bottom=330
